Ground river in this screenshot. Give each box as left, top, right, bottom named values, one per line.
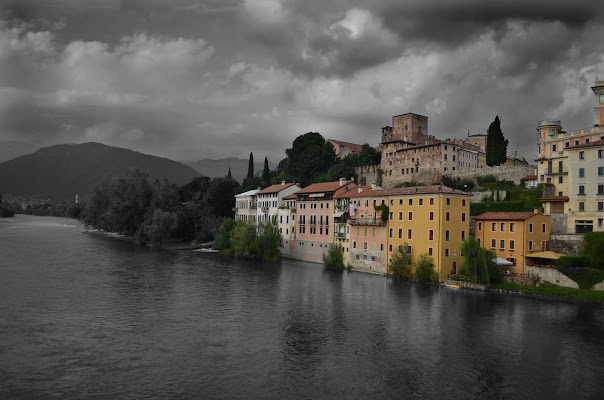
left=1, top=215, right=603, bottom=399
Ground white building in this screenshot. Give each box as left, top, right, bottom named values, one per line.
left=256, top=181, right=301, bottom=224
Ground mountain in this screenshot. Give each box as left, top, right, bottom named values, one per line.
left=0, top=142, right=202, bottom=201
left=185, top=157, right=276, bottom=182
left=0, top=141, right=39, bottom=163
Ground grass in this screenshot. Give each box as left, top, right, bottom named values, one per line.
left=491, top=282, right=604, bottom=303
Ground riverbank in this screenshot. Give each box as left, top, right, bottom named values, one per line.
left=83, top=229, right=213, bottom=251
left=490, top=282, right=604, bottom=304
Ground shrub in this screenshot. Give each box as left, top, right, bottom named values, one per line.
left=323, top=243, right=345, bottom=270
left=216, top=218, right=282, bottom=261
left=388, top=244, right=413, bottom=279
left=470, top=201, right=525, bottom=216
left=476, top=174, right=496, bottom=186
left=559, top=268, right=604, bottom=290
left=559, top=255, right=588, bottom=269
left=583, top=232, right=604, bottom=269
left=415, top=253, right=438, bottom=282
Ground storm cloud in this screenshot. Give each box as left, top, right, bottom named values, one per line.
left=1, top=0, right=603, bottom=164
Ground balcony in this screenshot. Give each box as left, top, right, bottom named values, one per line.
left=334, top=232, right=346, bottom=239
left=545, top=168, right=567, bottom=176
left=349, top=218, right=386, bottom=226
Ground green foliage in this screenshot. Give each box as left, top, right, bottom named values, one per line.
left=323, top=243, right=345, bottom=270
left=262, top=157, right=270, bottom=182
left=441, top=176, right=474, bottom=192
left=279, top=132, right=336, bottom=187
left=394, top=181, right=425, bottom=188
left=141, top=209, right=178, bottom=248
left=461, top=236, right=500, bottom=284
left=247, top=152, right=254, bottom=180
left=559, top=255, right=588, bottom=269
left=485, top=116, right=508, bottom=166
left=470, top=201, right=525, bottom=216
left=506, top=189, right=542, bottom=209
left=388, top=244, right=413, bottom=279
left=0, top=198, right=21, bottom=217
left=373, top=204, right=389, bottom=223
left=227, top=167, right=232, bottom=178
left=216, top=218, right=283, bottom=261
left=583, top=232, right=604, bottom=269
left=558, top=268, right=604, bottom=290
left=415, top=253, right=438, bottom=282
left=316, top=143, right=380, bottom=183
left=476, top=174, right=497, bottom=186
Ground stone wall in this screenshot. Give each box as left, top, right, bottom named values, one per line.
left=549, top=234, right=584, bottom=255
left=443, top=165, right=537, bottom=185
left=549, top=213, right=568, bottom=235
left=526, top=266, right=579, bottom=288
left=349, top=249, right=386, bottom=274
left=355, top=164, right=381, bottom=187
left=282, top=240, right=330, bottom=264
left=469, top=190, right=507, bottom=203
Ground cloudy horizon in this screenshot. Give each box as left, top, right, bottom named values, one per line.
left=1, top=0, right=603, bottom=164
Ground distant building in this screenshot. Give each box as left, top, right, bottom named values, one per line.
left=234, top=189, right=259, bottom=222
left=256, top=182, right=301, bottom=224
left=327, top=139, right=364, bottom=159
left=520, top=174, right=538, bottom=188
left=502, top=154, right=528, bottom=166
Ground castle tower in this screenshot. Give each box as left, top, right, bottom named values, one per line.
left=592, top=80, right=604, bottom=126
left=381, top=113, right=428, bottom=145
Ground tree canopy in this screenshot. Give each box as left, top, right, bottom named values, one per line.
left=486, top=116, right=508, bottom=166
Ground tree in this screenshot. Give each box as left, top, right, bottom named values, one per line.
left=486, top=116, right=508, bottom=166
left=461, top=236, right=500, bottom=284
left=387, top=244, right=413, bottom=279
left=145, top=209, right=178, bottom=248
left=247, top=152, right=254, bottom=180
left=415, top=253, right=438, bottom=282
left=583, top=232, right=604, bottom=269
left=262, top=157, right=270, bottom=182
left=227, top=167, right=232, bottom=178
left=323, top=243, right=345, bottom=270
left=280, top=132, right=336, bottom=186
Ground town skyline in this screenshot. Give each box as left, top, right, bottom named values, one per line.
left=1, top=0, right=604, bottom=163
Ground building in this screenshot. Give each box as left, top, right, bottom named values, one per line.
left=332, top=185, right=371, bottom=265
left=502, top=154, right=529, bottom=166
left=474, top=212, right=551, bottom=274
left=327, top=139, right=364, bottom=159
left=290, top=178, right=358, bottom=263
left=565, top=139, right=604, bottom=233
left=277, top=194, right=297, bottom=248
left=234, top=189, right=259, bottom=222
left=520, top=174, right=538, bottom=188
left=256, top=182, right=301, bottom=224
left=464, top=134, right=487, bottom=153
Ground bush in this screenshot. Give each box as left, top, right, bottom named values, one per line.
left=559, top=255, right=588, bottom=269
left=470, top=201, right=525, bottom=216
left=323, top=243, right=345, bottom=270
left=415, top=253, right=438, bottom=282
left=216, top=218, right=282, bottom=261
left=559, top=268, right=604, bottom=290
left=388, top=244, right=413, bottom=279
left=583, top=232, right=604, bottom=269
left=476, top=174, right=496, bottom=187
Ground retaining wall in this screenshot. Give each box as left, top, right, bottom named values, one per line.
left=526, top=266, right=579, bottom=288
left=443, top=165, right=537, bottom=185
left=549, top=234, right=584, bottom=256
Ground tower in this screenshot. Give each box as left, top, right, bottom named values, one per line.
left=592, top=79, right=604, bottom=126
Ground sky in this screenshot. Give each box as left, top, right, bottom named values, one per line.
left=1, top=0, right=603, bottom=164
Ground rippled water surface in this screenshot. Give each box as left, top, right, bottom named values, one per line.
left=1, top=215, right=604, bottom=399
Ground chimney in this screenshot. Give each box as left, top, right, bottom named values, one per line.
left=339, top=177, right=346, bottom=186
left=281, top=180, right=285, bottom=186
left=296, top=183, right=300, bottom=187
left=371, top=183, right=375, bottom=189
left=358, top=186, right=364, bottom=193
left=257, top=187, right=261, bottom=191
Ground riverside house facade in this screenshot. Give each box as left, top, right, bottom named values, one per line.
left=474, top=212, right=552, bottom=274
left=255, top=182, right=300, bottom=224
left=234, top=189, right=259, bottom=222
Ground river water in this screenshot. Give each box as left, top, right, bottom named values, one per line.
left=1, top=215, right=603, bottom=399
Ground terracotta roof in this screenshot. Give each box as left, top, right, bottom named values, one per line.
left=343, top=185, right=471, bottom=199
left=568, top=139, right=604, bottom=149
left=282, top=193, right=297, bottom=200
left=327, top=139, right=364, bottom=152
left=295, top=180, right=354, bottom=194
left=334, top=185, right=372, bottom=199
left=257, top=183, right=296, bottom=194
left=539, top=196, right=568, bottom=202
left=521, top=175, right=538, bottom=180
left=474, top=212, right=538, bottom=221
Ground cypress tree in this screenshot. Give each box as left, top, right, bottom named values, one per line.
left=227, top=167, right=232, bottom=178
left=262, top=157, right=270, bottom=182
left=246, top=152, right=254, bottom=179
left=486, top=116, right=508, bottom=166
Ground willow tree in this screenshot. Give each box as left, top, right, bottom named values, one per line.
left=461, top=236, right=500, bottom=284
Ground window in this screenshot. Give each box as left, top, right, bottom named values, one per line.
left=445, top=230, right=450, bottom=241
left=599, top=149, right=603, bottom=159
left=407, top=229, right=412, bottom=240
left=429, top=211, right=434, bottom=221
left=478, top=222, right=482, bottom=231
left=510, top=223, right=515, bottom=232
left=390, top=212, right=393, bottom=220
left=429, top=229, right=434, bottom=240
left=529, top=241, right=533, bottom=251
left=446, top=198, right=451, bottom=205
left=399, top=212, right=403, bottom=220
left=542, top=223, right=546, bottom=233
left=529, top=223, right=533, bottom=233
left=444, top=248, right=449, bottom=257
left=599, top=167, right=604, bottom=176
left=353, top=241, right=356, bottom=249
left=428, top=248, right=433, bottom=256
left=357, top=227, right=360, bottom=235
left=598, top=185, right=604, bottom=195
left=579, top=151, right=585, bottom=160
left=599, top=202, right=603, bottom=211
left=579, top=185, right=585, bottom=195
left=579, top=168, right=585, bottom=178
left=599, top=219, right=603, bottom=228
left=461, top=213, right=466, bottom=222
left=364, top=242, right=367, bottom=250
left=477, top=238, right=481, bottom=246
left=492, top=222, right=497, bottom=232
left=462, top=199, right=466, bottom=207
left=398, top=229, right=402, bottom=239
left=389, top=244, right=393, bottom=252
left=553, top=144, right=557, bottom=151
left=510, top=240, right=515, bottom=250
left=500, top=239, right=505, bottom=249
left=500, top=223, right=505, bottom=232
left=559, top=177, right=563, bottom=184
left=389, top=228, right=393, bottom=238
left=430, top=198, right=434, bottom=206
left=408, top=199, right=413, bottom=206
left=399, top=199, right=403, bottom=205
left=565, top=142, right=569, bottom=148
left=419, top=199, right=423, bottom=205
left=461, top=230, right=466, bottom=241
left=408, top=212, right=413, bottom=221
left=579, top=202, right=585, bottom=211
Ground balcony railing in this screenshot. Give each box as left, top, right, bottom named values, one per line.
left=546, top=168, right=567, bottom=175
left=334, top=232, right=346, bottom=238
left=349, top=218, right=386, bottom=226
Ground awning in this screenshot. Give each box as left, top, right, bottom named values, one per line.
left=309, top=193, right=325, bottom=198
left=525, top=251, right=563, bottom=260
left=492, top=257, right=513, bottom=266
left=333, top=211, right=345, bottom=217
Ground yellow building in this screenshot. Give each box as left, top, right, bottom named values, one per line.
left=474, top=212, right=551, bottom=274
left=341, top=186, right=469, bottom=280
